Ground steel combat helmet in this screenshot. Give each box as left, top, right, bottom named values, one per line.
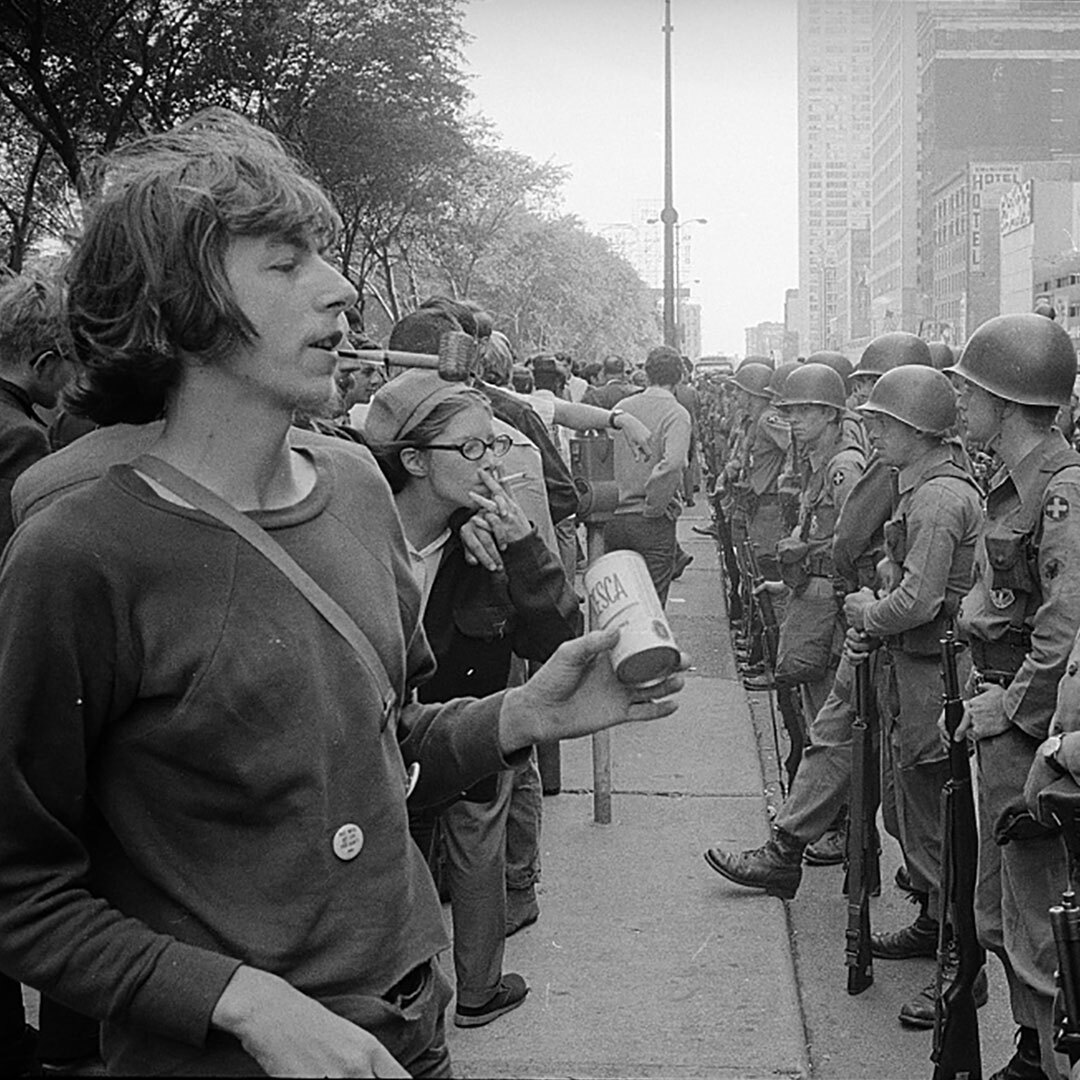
left=855, top=332, right=933, bottom=379
left=727, top=362, right=773, bottom=399
left=857, top=365, right=956, bottom=435
left=806, top=350, right=854, bottom=390
left=775, top=363, right=847, bottom=411
left=765, top=361, right=802, bottom=400
left=948, top=313, right=1077, bottom=407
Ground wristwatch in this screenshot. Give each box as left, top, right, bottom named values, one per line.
left=608, top=408, right=625, bottom=430
left=1041, top=733, right=1070, bottom=777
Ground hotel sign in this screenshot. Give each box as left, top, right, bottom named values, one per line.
left=1000, top=180, right=1035, bottom=237
left=969, top=163, right=1021, bottom=270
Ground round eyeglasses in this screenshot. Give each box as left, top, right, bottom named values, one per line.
left=421, top=434, right=514, bottom=461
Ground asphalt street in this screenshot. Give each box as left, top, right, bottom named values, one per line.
left=448, top=507, right=1016, bottom=1080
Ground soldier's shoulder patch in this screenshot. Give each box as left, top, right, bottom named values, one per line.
left=832, top=470, right=846, bottom=486
left=1045, top=495, right=1071, bottom=522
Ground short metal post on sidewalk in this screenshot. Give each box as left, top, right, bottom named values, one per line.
left=586, top=522, right=612, bottom=825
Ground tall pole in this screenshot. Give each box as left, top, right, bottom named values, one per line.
left=661, top=0, right=677, bottom=347
left=674, top=223, right=681, bottom=349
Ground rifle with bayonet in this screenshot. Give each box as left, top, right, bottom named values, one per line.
left=741, top=536, right=805, bottom=795
left=845, top=639, right=879, bottom=995
left=932, top=630, right=983, bottom=1079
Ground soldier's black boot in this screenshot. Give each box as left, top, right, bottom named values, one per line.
left=704, top=828, right=805, bottom=901
left=869, top=891, right=939, bottom=960
left=987, top=1025, right=1051, bottom=1080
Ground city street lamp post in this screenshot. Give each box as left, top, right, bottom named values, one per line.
left=650, top=215, right=708, bottom=350
left=675, top=218, right=707, bottom=351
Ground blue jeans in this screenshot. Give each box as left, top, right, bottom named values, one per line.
left=603, top=513, right=677, bottom=607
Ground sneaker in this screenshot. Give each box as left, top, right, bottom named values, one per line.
left=870, top=912, right=940, bottom=959
left=988, top=1026, right=1052, bottom=1080
left=898, top=955, right=988, bottom=1029
left=505, top=887, right=539, bottom=937
left=804, top=825, right=846, bottom=866
left=454, top=973, right=529, bottom=1028
left=704, top=832, right=804, bottom=901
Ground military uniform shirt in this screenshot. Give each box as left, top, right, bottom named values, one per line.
left=959, top=431, right=1080, bottom=740
left=863, top=443, right=982, bottom=639
left=799, top=432, right=864, bottom=560
left=747, top=407, right=791, bottom=496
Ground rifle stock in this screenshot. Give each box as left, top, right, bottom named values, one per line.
left=742, top=539, right=805, bottom=790
left=932, top=631, right=983, bottom=1080
left=845, top=651, right=876, bottom=995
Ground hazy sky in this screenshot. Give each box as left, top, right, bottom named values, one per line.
left=461, top=0, right=799, bottom=356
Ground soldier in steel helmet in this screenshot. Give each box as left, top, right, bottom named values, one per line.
left=704, top=363, right=863, bottom=892
left=724, top=362, right=792, bottom=673
left=704, top=337, right=950, bottom=898
left=727, top=363, right=791, bottom=587
left=765, top=364, right=865, bottom=725
left=948, top=313, right=1080, bottom=1080
left=843, top=365, right=986, bottom=1029
left=808, top=350, right=867, bottom=458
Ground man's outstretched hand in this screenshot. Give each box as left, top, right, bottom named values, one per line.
left=499, top=628, right=686, bottom=754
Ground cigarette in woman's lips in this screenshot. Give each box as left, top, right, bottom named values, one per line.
left=498, top=472, right=527, bottom=486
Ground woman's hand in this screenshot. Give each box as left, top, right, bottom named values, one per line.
left=468, top=468, right=532, bottom=548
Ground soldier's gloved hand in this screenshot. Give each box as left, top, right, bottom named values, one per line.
left=843, top=587, right=875, bottom=631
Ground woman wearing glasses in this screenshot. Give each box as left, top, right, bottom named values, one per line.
left=366, top=370, right=580, bottom=1030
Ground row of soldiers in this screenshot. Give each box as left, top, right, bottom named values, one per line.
left=698, top=314, right=1080, bottom=1080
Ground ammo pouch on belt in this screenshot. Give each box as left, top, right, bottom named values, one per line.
left=776, top=536, right=810, bottom=592
left=970, top=627, right=1032, bottom=681
left=978, top=725, right=1061, bottom=845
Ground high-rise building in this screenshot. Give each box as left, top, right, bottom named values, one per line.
left=599, top=200, right=706, bottom=357
left=869, top=1, right=920, bottom=338
left=917, top=1, right=1080, bottom=342
left=796, top=0, right=873, bottom=354
left=745, top=321, right=789, bottom=360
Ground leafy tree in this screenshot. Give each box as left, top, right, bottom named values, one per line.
left=472, top=213, right=660, bottom=363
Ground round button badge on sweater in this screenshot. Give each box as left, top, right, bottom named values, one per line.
left=333, top=823, right=364, bottom=861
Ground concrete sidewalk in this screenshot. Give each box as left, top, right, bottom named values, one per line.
left=447, top=517, right=810, bottom=1079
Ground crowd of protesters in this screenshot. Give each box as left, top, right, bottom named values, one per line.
left=8, top=104, right=1080, bottom=1080
left=0, top=110, right=687, bottom=1077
